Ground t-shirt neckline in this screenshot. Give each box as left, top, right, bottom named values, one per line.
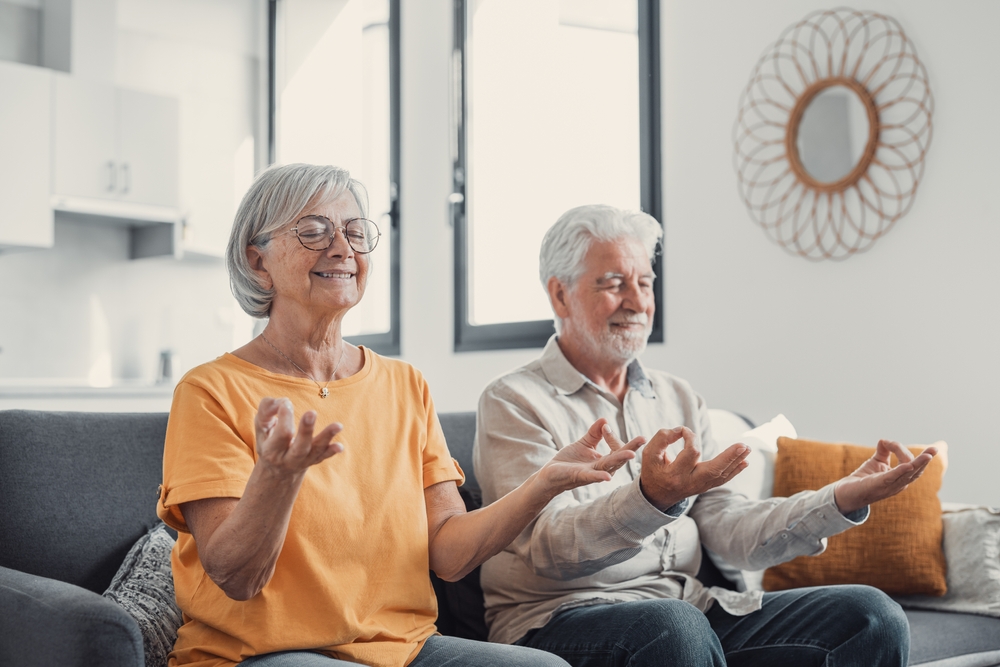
left=220, top=345, right=374, bottom=390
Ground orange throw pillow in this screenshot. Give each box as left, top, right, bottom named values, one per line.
left=762, top=437, right=947, bottom=597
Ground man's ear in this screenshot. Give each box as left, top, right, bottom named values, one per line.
left=246, top=244, right=273, bottom=291
left=547, top=276, right=571, bottom=320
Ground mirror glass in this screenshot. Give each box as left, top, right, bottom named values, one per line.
left=796, top=85, right=871, bottom=183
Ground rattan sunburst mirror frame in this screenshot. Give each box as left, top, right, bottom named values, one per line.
left=734, top=8, right=934, bottom=261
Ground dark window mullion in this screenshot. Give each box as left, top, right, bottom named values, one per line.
left=268, top=0, right=402, bottom=356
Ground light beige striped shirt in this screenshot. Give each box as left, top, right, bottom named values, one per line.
left=473, top=336, right=866, bottom=645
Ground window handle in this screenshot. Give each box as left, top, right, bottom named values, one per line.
left=448, top=192, right=464, bottom=228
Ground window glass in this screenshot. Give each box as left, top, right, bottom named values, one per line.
left=466, top=0, right=641, bottom=325
left=275, top=0, right=393, bottom=338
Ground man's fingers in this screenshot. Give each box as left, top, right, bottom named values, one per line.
left=646, top=427, right=688, bottom=455
left=714, top=444, right=750, bottom=479
left=879, top=439, right=914, bottom=464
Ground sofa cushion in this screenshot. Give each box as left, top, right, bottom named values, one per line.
left=0, top=410, right=169, bottom=594
left=906, top=609, right=1000, bottom=666
left=763, top=438, right=948, bottom=596
left=896, top=505, right=1000, bottom=619
left=102, top=523, right=183, bottom=667
left=0, top=564, right=145, bottom=667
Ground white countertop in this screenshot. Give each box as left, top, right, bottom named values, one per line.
left=0, top=379, right=176, bottom=398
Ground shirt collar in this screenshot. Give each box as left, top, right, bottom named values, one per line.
left=539, top=335, right=657, bottom=399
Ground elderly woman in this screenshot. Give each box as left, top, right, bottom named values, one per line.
left=156, top=164, right=639, bottom=667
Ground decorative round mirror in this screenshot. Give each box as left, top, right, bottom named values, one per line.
left=734, top=9, right=933, bottom=260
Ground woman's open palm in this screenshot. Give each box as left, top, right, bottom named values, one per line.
left=539, top=418, right=644, bottom=493
left=254, top=397, right=344, bottom=476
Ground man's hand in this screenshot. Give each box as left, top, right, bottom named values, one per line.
left=255, top=397, right=344, bottom=477
left=538, top=418, right=645, bottom=495
left=833, top=440, right=938, bottom=514
left=639, top=427, right=750, bottom=511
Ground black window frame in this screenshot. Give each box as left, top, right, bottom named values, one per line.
left=451, top=0, right=663, bottom=352
left=268, top=0, right=402, bottom=356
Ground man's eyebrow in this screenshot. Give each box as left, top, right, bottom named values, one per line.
left=596, top=272, right=625, bottom=283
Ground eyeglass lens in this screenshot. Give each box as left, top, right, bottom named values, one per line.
left=296, top=216, right=379, bottom=253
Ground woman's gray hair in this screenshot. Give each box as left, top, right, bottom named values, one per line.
left=226, top=163, right=369, bottom=318
left=539, top=205, right=662, bottom=333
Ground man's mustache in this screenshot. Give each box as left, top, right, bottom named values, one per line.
left=610, top=314, right=649, bottom=325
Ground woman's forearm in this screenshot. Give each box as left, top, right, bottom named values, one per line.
left=183, top=464, right=305, bottom=600
left=427, top=472, right=555, bottom=582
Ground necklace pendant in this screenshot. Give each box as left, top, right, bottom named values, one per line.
left=320, top=387, right=329, bottom=398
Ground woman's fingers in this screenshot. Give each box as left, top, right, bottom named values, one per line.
left=600, top=425, right=646, bottom=453
left=307, top=422, right=345, bottom=465
left=594, top=448, right=636, bottom=474
left=578, top=419, right=609, bottom=450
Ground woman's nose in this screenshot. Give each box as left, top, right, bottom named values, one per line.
left=325, top=227, right=354, bottom=257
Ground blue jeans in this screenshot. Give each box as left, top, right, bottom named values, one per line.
left=516, top=585, right=909, bottom=667
left=240, top=633, right=570, bottom=667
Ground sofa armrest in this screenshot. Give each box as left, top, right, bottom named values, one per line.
left=0, top=565, right=144, bottom=667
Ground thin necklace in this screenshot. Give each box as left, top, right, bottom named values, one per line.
left=258, top=332, right=345, bottom=398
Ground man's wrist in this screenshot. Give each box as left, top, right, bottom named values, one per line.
left=639, top=479, right=686, bottom=514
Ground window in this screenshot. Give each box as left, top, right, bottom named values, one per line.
left=269, top=0, right=400, bottom=354
left=452, top=0, right=662, bottom=351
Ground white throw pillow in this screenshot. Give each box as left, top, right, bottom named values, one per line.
left=894, top=504, right=1000, bottom=618
left=722, top=414, right=796, bottom=503
left=705, top=413, right=797, bottom=591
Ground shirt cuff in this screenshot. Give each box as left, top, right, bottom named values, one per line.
left=795, top=483, right=869, bottom=538
left=609, top=477, right=684, bottom=541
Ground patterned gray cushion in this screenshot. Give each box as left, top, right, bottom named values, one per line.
left=102, top=523, right=182, bottom=667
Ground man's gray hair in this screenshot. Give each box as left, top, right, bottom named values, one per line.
left=539, top=204, right=662, bottom=289
left=226, top=163, right=369, bottom=318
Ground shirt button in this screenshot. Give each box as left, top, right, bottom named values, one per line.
left=818, top=512, right=825, bottom=519
left=781, top=534, right=789, bottom=540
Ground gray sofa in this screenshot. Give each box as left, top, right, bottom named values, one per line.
left=1, top=409, right=998, bottom=667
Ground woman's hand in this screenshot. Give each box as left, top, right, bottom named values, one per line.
left=255, top=397, right=344, bottom=476
left=537, top=418, right=644, bottom=495
left=833, top=440, right=938, bottom=514
left=181, top=398, right=344, bottom=600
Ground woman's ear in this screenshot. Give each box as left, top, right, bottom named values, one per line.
left=246, top=244, right=273, bottom=291
left=547, top=276, right=571, bottom=320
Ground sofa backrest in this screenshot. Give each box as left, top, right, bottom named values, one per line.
left=438, top=412, right=478, bottom=497
left=0, top=410, right=168, bottom=595
left=0, top=409, right=482, bottom=597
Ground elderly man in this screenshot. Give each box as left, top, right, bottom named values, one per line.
left=472, top=204, right=937, bottom=667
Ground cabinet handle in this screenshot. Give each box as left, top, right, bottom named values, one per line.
left=120, top=163, right=131, bottom=195
left=107, top=161, right=117, bottom=192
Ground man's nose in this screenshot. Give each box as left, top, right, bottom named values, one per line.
left=621, top=281, right=650, bottom=310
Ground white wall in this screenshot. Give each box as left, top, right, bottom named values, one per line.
left=394, top=0, right=1000, bottom=506
left=2, top=0, right=995, bottom=506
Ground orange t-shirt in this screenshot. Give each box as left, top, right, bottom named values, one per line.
left=156, top=349, right=464, bottom=667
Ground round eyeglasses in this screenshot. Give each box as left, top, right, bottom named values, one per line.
left=290, top=215, right=381, bottom=253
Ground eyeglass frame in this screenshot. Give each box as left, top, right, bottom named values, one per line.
left=286, top=215, right=382, bottom=254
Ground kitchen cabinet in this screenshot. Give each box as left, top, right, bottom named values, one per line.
left=0, top=61, right=53, bottom=250
left=53, top=74, right=179, bottom=209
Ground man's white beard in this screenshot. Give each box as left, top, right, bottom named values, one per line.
left=580, top=315, right=652, bottom=365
